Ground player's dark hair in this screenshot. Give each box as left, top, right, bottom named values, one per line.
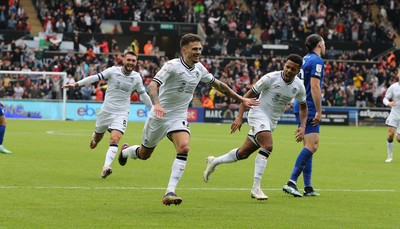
left=180, top=33, right=201, bottom=48
left=305, top=34, right=322, bottom=52
left=286, top=54, right=303, bottom=67
left=124, top=50, right=137, bottom=57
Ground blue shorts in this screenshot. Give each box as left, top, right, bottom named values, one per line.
left=295, top=113, right=320, bottom=134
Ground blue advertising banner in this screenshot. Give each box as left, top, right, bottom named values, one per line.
left=2, top=100, right=61, bottom=119
left=66, top=102, right=150, bottom=121
left=1, top=101, right=150, bottom=121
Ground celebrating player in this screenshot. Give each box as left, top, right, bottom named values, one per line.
left=203, top=54, right=307, bottom=201
left=62, top=51, right=152, bottom=178
left=118, top=33, right=259, bottom=206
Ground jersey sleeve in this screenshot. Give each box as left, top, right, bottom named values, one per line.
left=310, top=58, right=324, bottom=79
left=153, top=61, right=174, bottom=85
left=384, top=86, right=393, bottom=101
left=77, top=66, right=114, bottom=86
left=251, top=73, right=272, bottom=95
left=134, top=75, right=146, bottom=94
left=199, top=64, right=215, bottom=84
left=296, top=83, right=307, bottom=104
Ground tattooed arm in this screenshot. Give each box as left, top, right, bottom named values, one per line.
left=148, top=80, right=165, bottom=119
left=210, top=79, right=259, bottom=109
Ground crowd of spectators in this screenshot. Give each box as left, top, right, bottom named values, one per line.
left=0, top=0, right=30, bottom=31
left=32, top=0, right=400, bottom=44
left=0, top=0, right=399, bottom=109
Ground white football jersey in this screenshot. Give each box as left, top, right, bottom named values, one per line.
left=78, top=66, right=146, bottom=114
left=250, top=70, right=306, bottom=123
left=151, top=58, right=215, bottom=119
left=385, top=82, right=400, bottom=117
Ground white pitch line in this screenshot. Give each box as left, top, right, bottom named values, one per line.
left=0, top=186, right=396, bottom=192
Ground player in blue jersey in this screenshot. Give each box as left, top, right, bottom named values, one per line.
left=0, top=101, right=11, bottom=154
left=283, top=34, right=325, bottom=197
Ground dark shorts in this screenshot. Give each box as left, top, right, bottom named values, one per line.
left=295, top=113, right=320, bottom=134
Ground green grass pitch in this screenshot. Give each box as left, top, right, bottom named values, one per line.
left=0, top=119, right=399, bottom=228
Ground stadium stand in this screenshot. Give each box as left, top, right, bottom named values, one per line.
left=0, top=0, right=399, bottom=108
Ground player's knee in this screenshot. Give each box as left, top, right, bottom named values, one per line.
left=139, top=152, right=152, bottom=160
left=178, top=145, right=189, bottom=155
left=140, top=155, right=151, bottom=160
left=260, top=145, right=273, bottom=153
left=237, top=149, right=251, bottom=160
left=110, top=137, right=120, bottom=145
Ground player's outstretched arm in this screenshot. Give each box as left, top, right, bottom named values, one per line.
left=210, top=79, right=259, bottom=109
left=62, top=82, right=79, bottom=89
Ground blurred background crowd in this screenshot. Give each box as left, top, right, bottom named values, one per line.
left=0, top=0, right=399, bottom=109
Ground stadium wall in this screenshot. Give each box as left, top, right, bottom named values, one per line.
left=1, top=100, right=389, bottom=126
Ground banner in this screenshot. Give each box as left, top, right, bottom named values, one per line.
left=204, top=108, right=249, bottom=123
left=320, top=111, right=349, bottom=125
left=357, top=108, right=390, bottom=125
left=1, top=100, right=150, bottom=121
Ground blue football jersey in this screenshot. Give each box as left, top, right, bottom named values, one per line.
left=293, top=52, right=324, bottom=115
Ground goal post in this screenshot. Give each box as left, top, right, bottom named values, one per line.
left=0, top=70, right=68, bottom=120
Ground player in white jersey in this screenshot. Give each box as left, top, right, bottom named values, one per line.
left=203, top=54, right=308, bottom=201
left=383, top=70, right=400, bottom=162
left=118, top=33, right=258, bottom=206
left=62, top=51, right=152, bottom=178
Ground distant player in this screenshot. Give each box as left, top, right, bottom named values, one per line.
left=62, top=51, right=152, bottom=178
left=118, top=33, right=258, bottom=206
left=0, top=101, right=11, bottom=154
left=383, top=69, right=400, bottom=162
left=203, top=54, right=307, bottom=201
left=283, top=34, right=325, bottom=197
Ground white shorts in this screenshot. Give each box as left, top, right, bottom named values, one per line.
left=94, top=111, right=128, bottom=134
left=385, top=113, right=400, bottom=134
left=141, top=117, right=190, bottom=148
left=247, top=107, right=275, bottom=146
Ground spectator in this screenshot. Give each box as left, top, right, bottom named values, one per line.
left=355, top=87, right=367, bottom=107
left=81, top=84, right=94, bottom=100
left=143, top=40, right=153, bottom=55
left=353, top=72, right=364, bottom=88
left=13, top=82, right=24, bottom=99
left=202, top=91, right=214, bottom=109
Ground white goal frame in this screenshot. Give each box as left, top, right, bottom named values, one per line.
left=0, top=70, right=68, bottom=120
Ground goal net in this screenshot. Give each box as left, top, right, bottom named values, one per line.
left=0, top=70, right=67, bottom=120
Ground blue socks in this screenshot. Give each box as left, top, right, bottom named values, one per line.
left=0, top=125, right=5, bottom=145
left=303, top=156, right=313, bottom=187
left=289, top=148, right=313, bottom=183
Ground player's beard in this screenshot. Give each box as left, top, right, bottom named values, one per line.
left=192, top=55, right=200, bottom=63
left=123, top=65, right=133, bottom=75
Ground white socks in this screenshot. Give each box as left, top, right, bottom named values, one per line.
left=104, top=145, right=118, bottom=168
left=213, top=148, right=239, bottom=166
left=253, top=153, right=268, bottom=189
left=387, top=141, right=393, bottom=160
left=122, top=145, right=140, bottom=159
left=166, top=158, right=187, bottom=193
